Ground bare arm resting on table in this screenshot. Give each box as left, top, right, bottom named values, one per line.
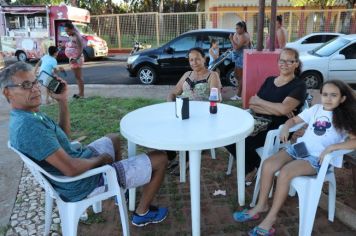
left=249, top=95, right=301, bottom=117
left=46, top=148, right=113, bottom=177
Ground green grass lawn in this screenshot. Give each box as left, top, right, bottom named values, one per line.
left=41, top=97, right=164, bottom=144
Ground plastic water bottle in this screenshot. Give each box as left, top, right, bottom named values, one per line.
left=209, top=87, right=219, bottom=114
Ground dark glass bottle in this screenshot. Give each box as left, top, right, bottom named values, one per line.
left=209, top=101, right=217, bottom=114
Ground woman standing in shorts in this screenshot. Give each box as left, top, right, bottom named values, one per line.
left=64, top=22, right=84, bottom=98
left=229, top=21, right=251, bottom=101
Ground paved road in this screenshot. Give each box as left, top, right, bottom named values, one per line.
left=30, top=59, right=180, bottom=86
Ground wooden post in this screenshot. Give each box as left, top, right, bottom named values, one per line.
left=269, top=0, right=277, bottom=51
left=198, top=13, right=202, bottom=29
left=256, top=0, right=265, bottom=51
left=156, top=13, right=160, bottom=47
left=177, top=14, right=179, bottom=36
left=116, top=16, right=121, bottom=49
left=288, top=11, right=292, bottom=42
left=98, top=17, right=101, bottom=36
left=335, top=11, right=341, bottom=32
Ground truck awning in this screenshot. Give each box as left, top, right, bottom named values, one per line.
left=0, top=6, right=47, bottom=14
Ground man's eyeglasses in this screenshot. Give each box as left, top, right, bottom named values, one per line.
left=278, top=59, right=297, bottom=65
left=5, top=79, right=39, bottom=90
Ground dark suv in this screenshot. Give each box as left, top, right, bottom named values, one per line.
left=127, top=29, right=236, bottom=85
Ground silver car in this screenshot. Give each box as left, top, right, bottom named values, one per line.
left=286, top=32, right=343, bottom=53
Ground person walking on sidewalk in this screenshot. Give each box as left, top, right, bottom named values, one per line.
left=64, top=22, right=85, bottom=99
left=0, top=62, right=169, bottom=227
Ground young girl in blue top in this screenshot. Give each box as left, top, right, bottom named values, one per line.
left=208, top=39, right=219, bottom=67
left=234, top=80, right=356, bottom=236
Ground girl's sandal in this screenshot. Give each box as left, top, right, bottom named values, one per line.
left=248, top=226, right=275, bottom=236
left=233, top=209, right=260, bottom=222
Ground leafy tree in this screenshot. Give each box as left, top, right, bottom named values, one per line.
left=290, top=0, right=355, bottom=33
left=10, top=0, right=63, bottom=5
left=126, top=0, right=196, bottom=13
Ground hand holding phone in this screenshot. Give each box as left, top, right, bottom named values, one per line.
left=37, top=71, right=64, bottom=94
left=293, top=142, right=310, bottom=158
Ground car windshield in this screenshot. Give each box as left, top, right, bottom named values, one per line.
left=74, top=23, right=95, bottom=35
left=311, top=37, right=350, bottom=57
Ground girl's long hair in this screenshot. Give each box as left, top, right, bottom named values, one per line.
left=321, top=80, right=356, bottom=136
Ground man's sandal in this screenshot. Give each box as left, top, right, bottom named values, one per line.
left=233, top=209, right=260, bottom=222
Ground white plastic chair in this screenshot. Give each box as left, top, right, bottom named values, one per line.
left=250, top=123, right=305, bottom=207
left=179, top=97, right=312, bottom=182
left=226, top=98, right=311, bottom=176
left=8, top=141, right=130, bottom=236
left=291, top=149, right=351, bottom=236
left=245, top=128, right=351, bottom=236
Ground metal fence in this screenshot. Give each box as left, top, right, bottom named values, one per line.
left=90, top=9, right=356, bottom=50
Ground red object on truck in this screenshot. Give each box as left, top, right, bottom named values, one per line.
left=0, top=4, right=108, bottom=62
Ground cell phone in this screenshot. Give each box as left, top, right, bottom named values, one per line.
left=293, top=142, right=310, bottom=158
left=59, top=70, right=67, bottom=77
left=37, top=71, right=64, bottom=94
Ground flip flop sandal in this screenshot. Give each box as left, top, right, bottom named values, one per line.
left=233, top=209, right=260, bottom=222
left=248, top=226, right=276, bottom=236
left=73, top=94, right=83, bottom=99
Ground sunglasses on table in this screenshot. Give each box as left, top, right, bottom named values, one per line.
left=5, top=79, right=39, bottom=90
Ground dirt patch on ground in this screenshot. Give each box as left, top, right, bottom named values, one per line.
left=76, top=149, right=356, bottom=236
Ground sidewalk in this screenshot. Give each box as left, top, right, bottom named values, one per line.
left=0, top=85, right=355, bottom=235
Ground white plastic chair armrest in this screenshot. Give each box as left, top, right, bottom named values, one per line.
left=316, top=149, right=352, bottom=182
left=40, top=165, right=113, bottom=183
left=278, top=122, right=306, bottom=133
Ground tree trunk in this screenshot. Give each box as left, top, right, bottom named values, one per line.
left=159, top=0, right=163, bottom=13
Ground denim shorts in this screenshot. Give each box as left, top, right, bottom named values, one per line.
left=88, top=137, right=152, bottom=193
left=285, top=145, right=321, bottom=173
left=233, top=51, right=243, bottom=68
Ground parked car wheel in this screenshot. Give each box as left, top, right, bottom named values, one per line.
left=301, top=71, right=322, bottom=89
left=16, top=51, right=27, bottom=62
left=83, top=51, right=90, bottom=62
left=138, top=66, right=157, bottom=85
left=226, top=68, right=238, bottom=87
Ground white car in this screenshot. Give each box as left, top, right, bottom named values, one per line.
left=299, top=34, right=356, bottom=89
left=286, top=32, right=343, bottom=53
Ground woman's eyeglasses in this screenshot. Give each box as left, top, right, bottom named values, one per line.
left=278, top=59, right=297, bottom=65
left=5, top=79, right=39, bottom=90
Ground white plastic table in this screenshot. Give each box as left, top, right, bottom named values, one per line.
left=120, top=101, right=254, bottom=235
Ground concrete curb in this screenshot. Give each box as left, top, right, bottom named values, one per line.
left=105, top=55, right=128, bottom=62
left=319, top=192, right=356, bottom=230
